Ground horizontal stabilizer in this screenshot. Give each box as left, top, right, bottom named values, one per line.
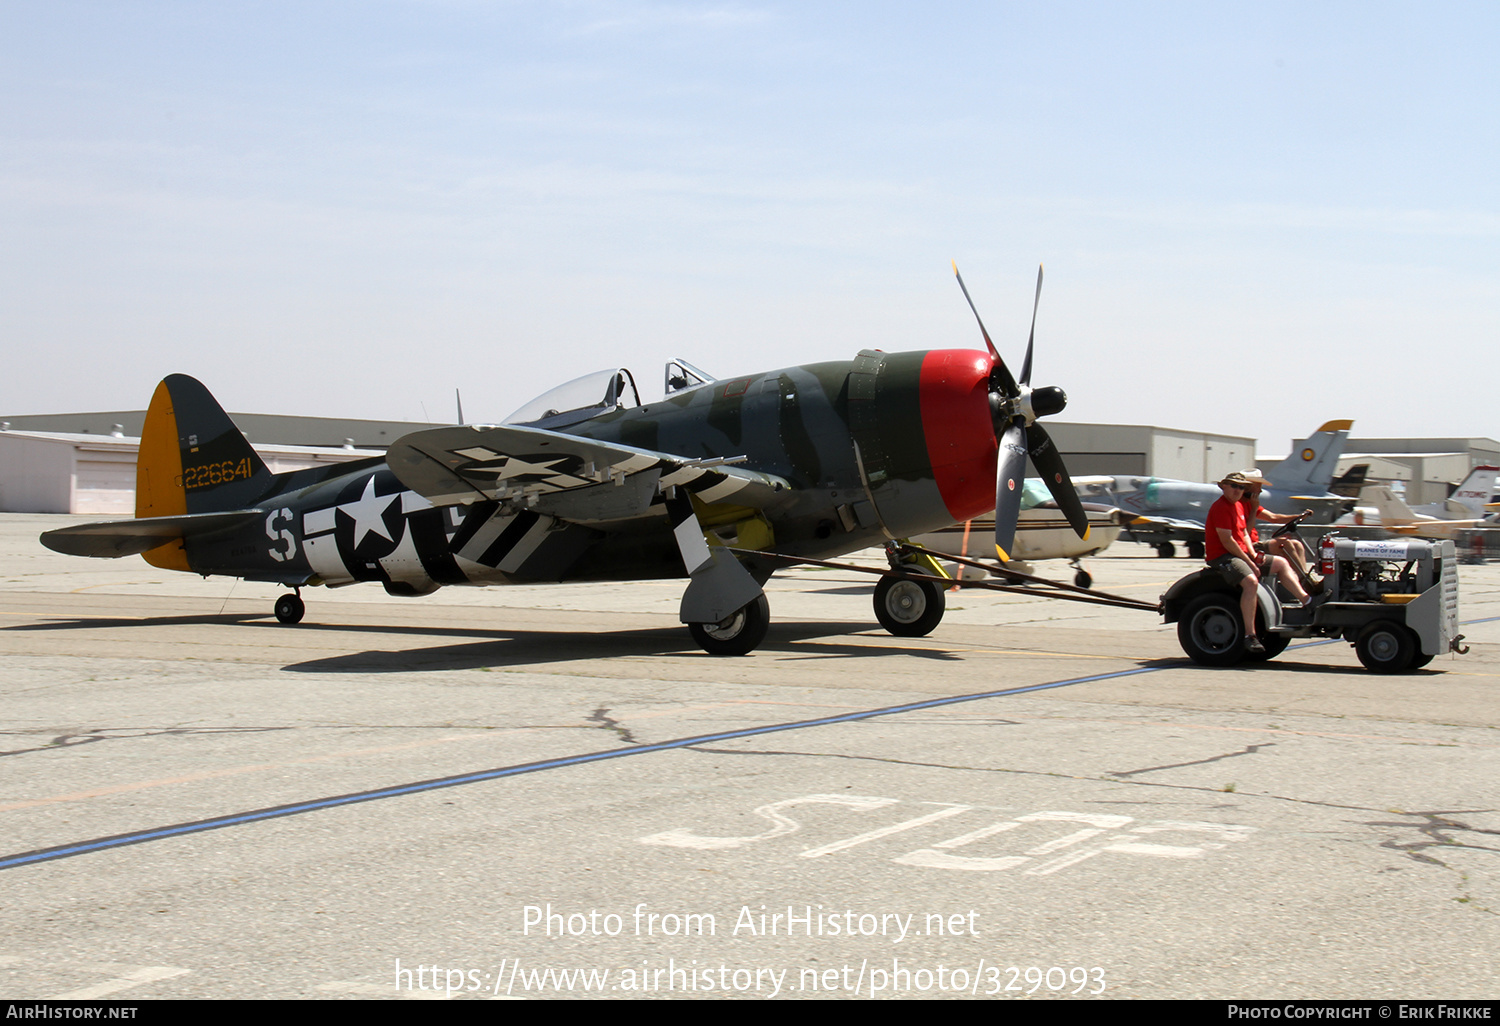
left=40, top=510, right=263, bottom=558
left=1128, top=513, right=1205, bottom=532
left=388, top=424, right=792, bottom=520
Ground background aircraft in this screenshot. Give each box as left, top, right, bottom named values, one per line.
left=1342, top=466, right=1500, bottom=539
left=1082, top=419, right=1354, bottom=557
left=41, top=269, right=1092, bottom=656
left=909, top=478, right=1124, bottom=587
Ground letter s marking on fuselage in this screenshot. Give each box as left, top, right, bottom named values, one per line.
left=266, top=507, right=297, bottom=562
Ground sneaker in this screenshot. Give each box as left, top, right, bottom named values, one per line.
left=1244, top=635, right=1266, bottom=655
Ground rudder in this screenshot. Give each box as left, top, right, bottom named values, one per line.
left=137, top=374, right=270, bottom=569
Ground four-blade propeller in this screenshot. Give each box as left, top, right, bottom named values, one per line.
left=952, top=263, right=1090, bottom=561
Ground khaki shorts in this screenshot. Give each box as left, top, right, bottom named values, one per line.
left=1209, top=554, right=1271, bottom=585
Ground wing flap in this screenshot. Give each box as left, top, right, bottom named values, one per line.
left=388, top=425, right=791, bottom=522
left=40, top=510, right=264, bottom=558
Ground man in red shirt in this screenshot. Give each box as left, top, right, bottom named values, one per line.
left=1206, top=471, right=1309, bottom=654
left=1239, top=471, right=1320, bottom=591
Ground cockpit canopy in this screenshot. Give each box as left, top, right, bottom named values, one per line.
left=503, top=368, right=642, bottom=430
left=504, top=359, right=717, bottom=430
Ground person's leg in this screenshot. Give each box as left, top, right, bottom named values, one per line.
left=1240, top=575, right=1261, bottom=643
left=1270, top=555, right=1309, bottom=604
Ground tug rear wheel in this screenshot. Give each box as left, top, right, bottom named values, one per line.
left=873, top=574, right=946, bottom=637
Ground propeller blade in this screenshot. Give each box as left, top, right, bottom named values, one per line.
left=953, top=262, right=1019, bottom=394
left=1019, top=263, right=1042, bottom=387
left=1026, top=422, right=1090, bottom=540
left=994, top=420, right=1028, bottom=560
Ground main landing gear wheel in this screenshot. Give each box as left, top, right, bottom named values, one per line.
left=1176, top=593, right=1245, bottom=666
left=1355, top=622, right=1417, bottom=673
left=873, top=574, right=946, bottom=637
left=1156, top=542, right=1176, bottom=558
left=1073, top=568, right=1093, bottom=589
left=689, top=594, right=770, bottom=656
left=274, top=593, right=305, bottom=625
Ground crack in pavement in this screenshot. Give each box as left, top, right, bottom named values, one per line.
left=1369, top=810, right=1500, bottom=913
left=586, top=707, right=638, bottom=745
left=0, top=726, right=294, bottom=758
left=1107, top=743, right=1276, bottom=778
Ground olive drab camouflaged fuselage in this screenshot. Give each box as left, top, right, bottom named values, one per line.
left=125, top=350, right=1003, bottom=597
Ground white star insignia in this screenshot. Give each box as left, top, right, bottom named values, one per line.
left=493, top=456, right=566, bottom=481
left=341, top=476, right=399, bottom=547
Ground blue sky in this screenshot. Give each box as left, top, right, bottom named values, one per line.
left=3, top=1, right=1496, bottom=454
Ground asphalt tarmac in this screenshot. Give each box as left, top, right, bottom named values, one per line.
left=2, top=512, right=1498, bottom=1001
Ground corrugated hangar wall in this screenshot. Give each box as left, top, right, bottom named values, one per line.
left=0, top=430, right=379, bottom=514
left=1044, top=423, right=1256, bottom=482
left=0, top=411, right=440, bottom=450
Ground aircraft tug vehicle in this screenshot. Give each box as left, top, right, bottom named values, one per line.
left=1161, top=517, right=1466, bottom=673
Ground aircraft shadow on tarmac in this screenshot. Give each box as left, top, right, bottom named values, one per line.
left=276, top=620, right=972, bottom=673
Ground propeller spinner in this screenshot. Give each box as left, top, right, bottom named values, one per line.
left=952, top=263, right=1090, bottom=561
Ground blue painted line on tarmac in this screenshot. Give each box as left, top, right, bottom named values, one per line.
left=0, top=664, right=1160, bottom=872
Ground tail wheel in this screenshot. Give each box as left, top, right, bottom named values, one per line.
left=1176, top=592, right=1245, bottom=666
left=274, top=593, right=305, bottom=625
left=873, top=574, right=946, bottom=637
left=1355, top=622, right=1417, bottom=673
left=689, top=595, right=770, bottom=656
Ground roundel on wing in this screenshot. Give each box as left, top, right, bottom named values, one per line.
left=1006, top=478, right=1016, bottom=491
left=1054, top=473, right=1063, bottom=484
left=1302, top=448, right=1315, bottom=461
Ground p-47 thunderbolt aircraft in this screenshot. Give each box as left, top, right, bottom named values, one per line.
left=42, top=268, right=1090, bottom=655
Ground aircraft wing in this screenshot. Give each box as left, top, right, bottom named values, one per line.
left=387, top=424, right=793, bottom=522
left=39, top=510, right=264, bottom=558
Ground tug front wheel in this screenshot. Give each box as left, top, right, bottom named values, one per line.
left=873, top=574, right=946, bottom=637
left=1176, top=593, right=1245, bottom=666
left=689, top=595, right=770, bottom=656
left=274, top=593, right=305, bottom=625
